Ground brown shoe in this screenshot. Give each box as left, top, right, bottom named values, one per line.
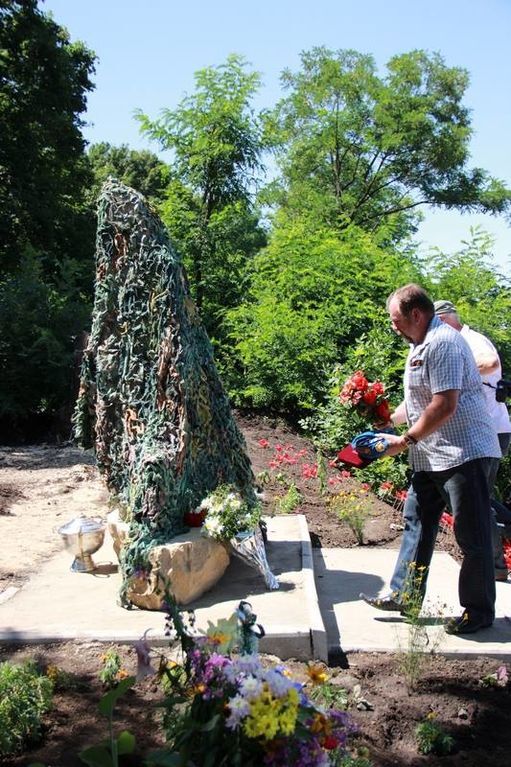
left=495, top=570, right=509, bottom=582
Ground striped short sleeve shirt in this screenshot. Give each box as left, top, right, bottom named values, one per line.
left=404, top=316, right=501, bottom=472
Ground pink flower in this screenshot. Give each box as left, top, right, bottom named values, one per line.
left=302, top=463, right=318, bottom=479
left=258, top=438, right=269, bottom=448
left=340, top=469, right=351, bottom=479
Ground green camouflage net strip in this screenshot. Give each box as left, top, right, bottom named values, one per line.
left=73, top=179, right=255, bottom=601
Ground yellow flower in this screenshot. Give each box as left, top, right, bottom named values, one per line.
left=306, top=662, right=329, bottom=685
left=310, top=712, right=332, bottom=736
left=244, top=686, right=299, bottom=740
left=204, top=614, right=239, bottom=653
left=46, top=665, right=60, bottom=682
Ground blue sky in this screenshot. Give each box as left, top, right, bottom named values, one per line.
left=42, top=0, right=511, bottom=272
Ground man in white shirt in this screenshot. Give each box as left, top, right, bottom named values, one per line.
left=434, top=300, right=511, bottom=581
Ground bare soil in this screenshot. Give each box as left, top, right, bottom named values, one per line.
left=1, top=413, right=509, bottom=767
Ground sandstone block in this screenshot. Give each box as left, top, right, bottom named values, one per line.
left=127, top=531, right=230, bottom=608
left=107, top=513, right=230, bottom=608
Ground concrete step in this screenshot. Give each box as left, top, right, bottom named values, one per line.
left=0, top=514, right=328, bottom=661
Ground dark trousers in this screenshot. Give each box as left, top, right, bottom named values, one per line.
left=389, top=458, right=495, bottom=623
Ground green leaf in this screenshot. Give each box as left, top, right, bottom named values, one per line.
left=79, top=745, right=113, bottom=767
left=201, top=713, right=221, bottom=732
left=117, top=729, right=136, bottom=755
left=204, top=750, right=218, bottom=767
left=145, top=749, right=183, bottom=766
left=98, top=676, right=135, bottom=717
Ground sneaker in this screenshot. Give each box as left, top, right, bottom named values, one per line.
left=444, top=611, right=493, bottom=635
left=360, top=593, right=403, bottom=612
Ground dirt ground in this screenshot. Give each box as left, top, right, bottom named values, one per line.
left=1, top=413, right=509, bottom=767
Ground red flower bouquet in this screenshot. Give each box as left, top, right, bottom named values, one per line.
left=339, top=370, right=391, bottom=424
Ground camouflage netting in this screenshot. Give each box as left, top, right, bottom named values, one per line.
left=73, top=179, right=256, bottom=589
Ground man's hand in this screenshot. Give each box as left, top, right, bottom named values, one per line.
left=383, top=432, right=408, bottom=456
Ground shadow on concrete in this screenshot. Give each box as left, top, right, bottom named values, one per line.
left=313, top=557, right=385, bottom=654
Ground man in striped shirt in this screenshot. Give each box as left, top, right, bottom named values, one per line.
left=362, top=284, right=500, bottom=634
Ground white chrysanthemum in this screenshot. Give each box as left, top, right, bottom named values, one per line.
left=239, top=675, right=263, bottom=700
left=225, top=694, right=251, bottom=729
left=203, top=517, right=223, bottom=536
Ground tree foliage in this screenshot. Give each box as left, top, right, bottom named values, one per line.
left=265, top=47, right=511, bottom=235
left=0, top=0, right=96, bottom=273
left=87, top=142, right=169, bottom=205
left=135, top=54, right=268, bottom=335
left=222, top=218, right=420, bottom=411
left=422, top=228, right=511, bottom=372
left=0, top=0, right=96, bottom=430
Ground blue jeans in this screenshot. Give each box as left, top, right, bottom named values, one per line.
left=389, top=458, right=495, bottom=623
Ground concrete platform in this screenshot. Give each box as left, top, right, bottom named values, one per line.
left=1, top=514, right=510, bottom=661
left=314, top=547, right=511, bottom=658
left=0, top=515, right=328, bottom=661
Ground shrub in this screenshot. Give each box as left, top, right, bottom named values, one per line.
left=0, top=660, right=53, bottom=757
left=329, top=487, right=373, bottom=545
left=415, top=713, right=455, bottom=756
left=274, top=483, right=302, bottom=514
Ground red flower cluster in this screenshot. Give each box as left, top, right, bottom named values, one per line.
left=339, top=370, right=392, bottom=424
left=503, top=538, right=511, bottom=570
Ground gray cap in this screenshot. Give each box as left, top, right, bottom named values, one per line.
left=433, top=299, right=457, bottom=315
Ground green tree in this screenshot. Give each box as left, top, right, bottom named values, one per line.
left=135, top=54, right=267, bottom=337
left=0, top=0, right=96, bottom=274
left=87, top=142, right=170, bottom=205
left=222, top=217, right=420, bottom=412
left=265, top=47, right=511, bottom=236
left=422, top=228, right=511, bottom=372
left=0, top=0, right=96, bottom=432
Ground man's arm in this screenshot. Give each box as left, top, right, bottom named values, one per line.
left=473, top=350, right=499, bottom=375
left=390, top=401, right=407, bottom=426
left=384, top=390, right=459, bottom=456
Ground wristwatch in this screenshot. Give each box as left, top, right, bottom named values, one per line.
left=403, top=432, right=418, bottom=447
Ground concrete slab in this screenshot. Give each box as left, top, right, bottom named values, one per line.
left=314, top=547, right=511, bottom=658
left=0, top=515, right=328, bottom=662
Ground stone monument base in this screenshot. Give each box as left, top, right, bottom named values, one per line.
left=107, top=511, right=231, bottom=608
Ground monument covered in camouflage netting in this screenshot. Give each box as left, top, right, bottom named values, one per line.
left=74, top=179, right=256, bottom=588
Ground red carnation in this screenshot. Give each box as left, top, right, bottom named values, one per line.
left=351, top=370, right=369, bottom=391
left=375, top=400, right=391, bottom=422
left=362, top=389, right=377, bottom=406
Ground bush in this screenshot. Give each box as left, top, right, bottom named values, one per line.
left=415, top=714, right=455, bottom=756
left=0, top=660, right=53, bottom=756
left=222, top=221, right=417, bottom=414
